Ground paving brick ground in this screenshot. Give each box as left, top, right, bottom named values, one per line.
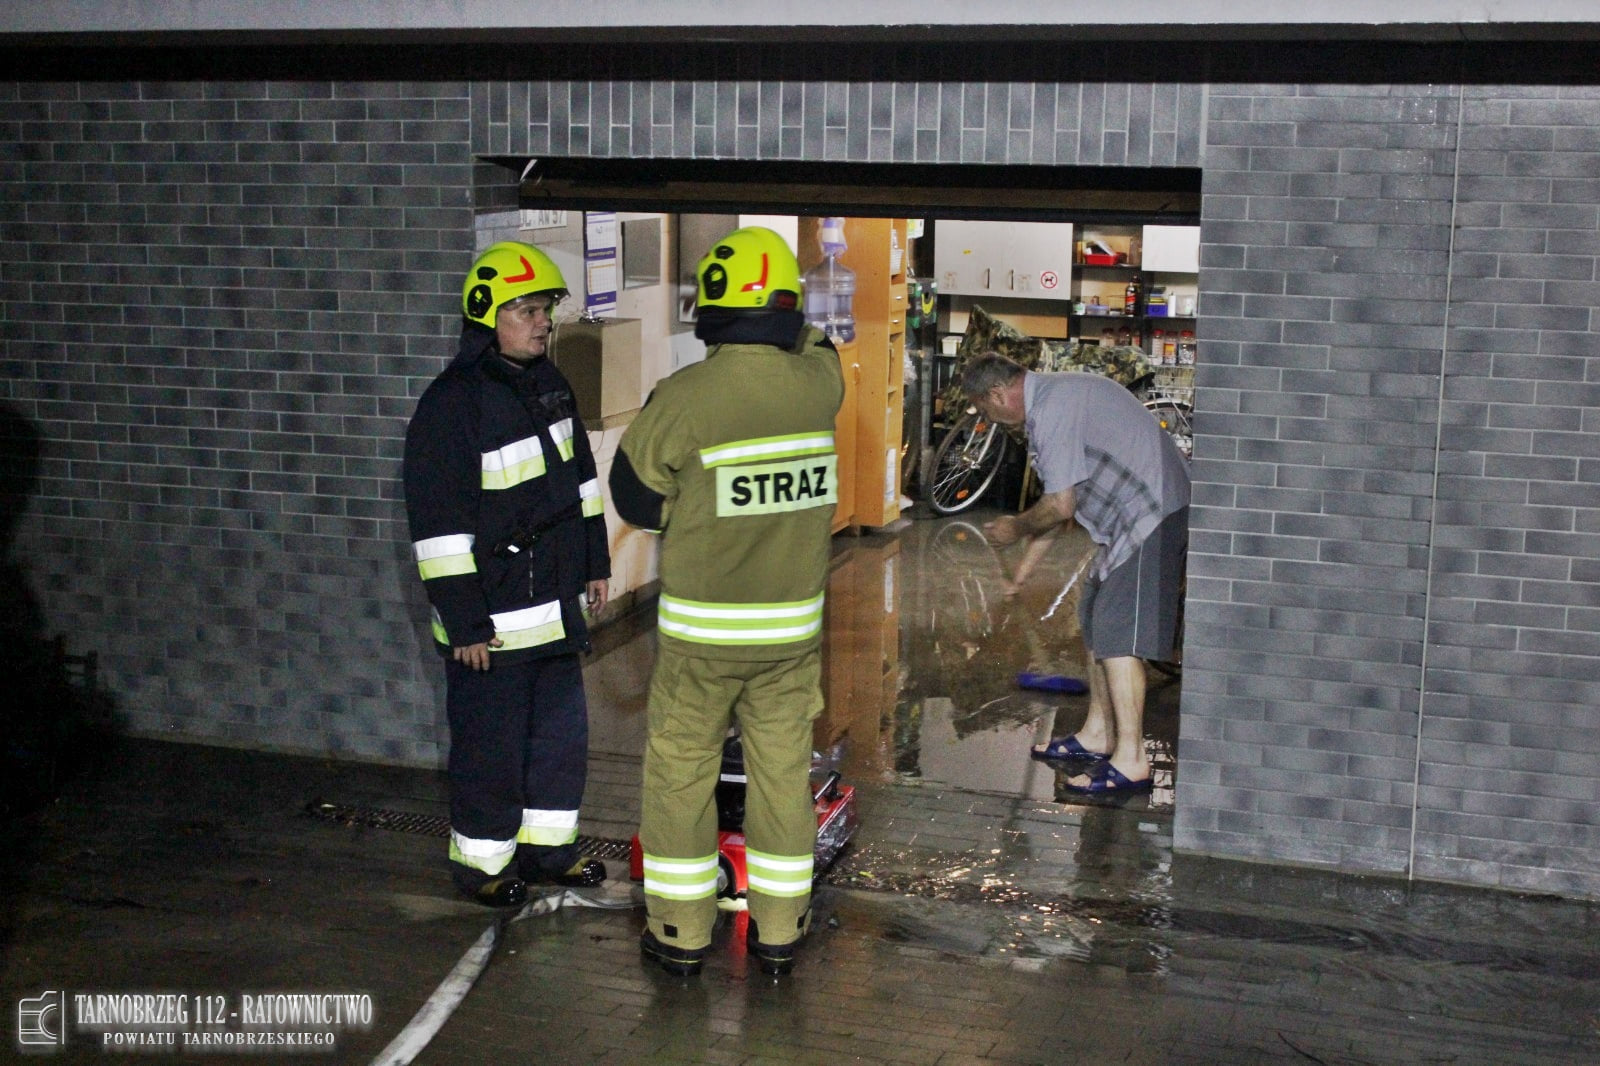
left=4, top=518, right=1597, bottom=1064
left=4, top=736, right=1597, bottom=1065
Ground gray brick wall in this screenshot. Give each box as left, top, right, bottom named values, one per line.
left=1413, top=86, right=1600, bottom=897
left=484, top=81, right=1207, bottom=168
left=0, top=74, right=1207, bottom=772
left=0, top=79, right=475, bottom=764
left=1181, top=84, right=1600, bottom=899
left=3, top=69, right=1597, bottom=899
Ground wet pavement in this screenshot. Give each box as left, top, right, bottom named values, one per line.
left=3, top=509, right=1597, bottom=1064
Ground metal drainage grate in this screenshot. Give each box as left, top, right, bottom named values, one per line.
left=304, top=801, right=633, bottom=860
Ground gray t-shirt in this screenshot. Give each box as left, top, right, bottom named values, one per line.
left=1023, top=370, right=1191, bottom=577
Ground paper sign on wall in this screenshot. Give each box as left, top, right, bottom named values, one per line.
left=521, top=209, right=569, bottom=230
left=584, top=211, right=618, bottom=315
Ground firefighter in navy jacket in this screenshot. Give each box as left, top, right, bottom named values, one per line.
left=404, top=241, right=611, bottom=907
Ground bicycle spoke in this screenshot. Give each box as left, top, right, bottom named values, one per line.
left=927, top=414, right=1007, bottom=515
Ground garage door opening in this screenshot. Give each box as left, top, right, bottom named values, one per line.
left=488, top=155, right=1196, bottom=808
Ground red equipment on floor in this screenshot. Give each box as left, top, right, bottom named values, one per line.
left=629, top=735, right=859, bottom=911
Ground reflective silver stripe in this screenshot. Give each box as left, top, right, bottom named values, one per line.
left=490, top=600, right=565, bottom=651
left=448, top=830, right=516, bottom=875
left=429, top=602, right=566, bottom=650
left=517, top=808, right=578, bottom=846
left=699, top=431, right=835, bottom=469
left=657, top=592, right=825, bottom=646
left=414, top=534, right=476, bottom=580
left=745, top=848, right=813, bottom=898
left=641, top=854, right=719, bottom=900
left=481, top=435, right=546, bottom=490
left=578, top=477, right=604, bottom=518
left=548, top=418, right=576, bottom=462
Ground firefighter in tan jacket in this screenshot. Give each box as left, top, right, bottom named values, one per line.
left=610, top=227, right=844, bottom=977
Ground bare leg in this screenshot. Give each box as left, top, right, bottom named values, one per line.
left=1066, top=655, right=1150, bottom=787
left=1032, top=656, right=1115, bottom=758
left=1072, top=656, right=1114, bottom=753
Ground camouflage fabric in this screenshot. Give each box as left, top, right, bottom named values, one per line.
left=943, top=305, right=1156, bottom=417
left=943, top=305, right=1058, bottom=420
left=1059, top=344, right=1155, bottom=388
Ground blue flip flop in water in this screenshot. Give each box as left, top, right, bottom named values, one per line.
left=1016, top=672, right=1089, bottom=695
left=1061, top=761, right=1153, bottom=794
left=1030, top=734, right=1109, bottom=761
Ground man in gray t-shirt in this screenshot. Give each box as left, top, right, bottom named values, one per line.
left=962, top=352, right=1190, bottom=794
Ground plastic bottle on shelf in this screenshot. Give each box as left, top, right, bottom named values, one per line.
left=905, top=270, right=923, bottom=354
left=918, top=278, right=937, bottom=351
left=803, top=217, right=856, bottom=344
left=1124, top=275, right=1142, bottom=317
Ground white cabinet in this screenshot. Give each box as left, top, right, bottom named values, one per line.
left=1141, top=224, right=1200, bottom=273
left=934, top=220, right=1074, bottom=302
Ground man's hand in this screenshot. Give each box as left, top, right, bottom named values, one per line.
left=987, top=488, right=1076, bottom=549
left=586, top=578, right=610, bottom=615
left=984, top=514, right=1025, bottom=547
left=453, top=637, right=503, bottom=671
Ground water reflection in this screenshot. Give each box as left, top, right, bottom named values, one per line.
left=563, top=514, right=1597, bottom=1063
left=820, top=512, right=1179, bottom=810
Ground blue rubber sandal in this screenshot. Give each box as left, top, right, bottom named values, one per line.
left=1061, top=762, right=1153, bottom=794
left=1030, top=734, right=1110, bottom=761
left=1016, top=672, right=1089, bottom=695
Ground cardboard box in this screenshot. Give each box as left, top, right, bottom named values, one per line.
left=552, top=317, right=641, bottom=421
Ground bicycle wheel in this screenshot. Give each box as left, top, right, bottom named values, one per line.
left=1145, top=399, right=1194, bottom=459
left=926, top=411, right=1007, bottom=515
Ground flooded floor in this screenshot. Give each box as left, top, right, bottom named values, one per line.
left=3, top=508, right=1597, bottom=1063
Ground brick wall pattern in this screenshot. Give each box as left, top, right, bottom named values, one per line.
left=1186, top=84, right=1600, bottom=898
left=2, top=75, right=1596, bottom=898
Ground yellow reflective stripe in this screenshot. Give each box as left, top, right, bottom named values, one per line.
left=715, top=454, right=837, bottom=517
left=658, top=592, right=824, bottom=646
left=414, top=533, right=476, bottom=580
left=482, top=435, right=546, bottom=490
left=432, top=603, right=567, bottom=650
left=745, top=848, right=813, bottom=897
left=449, top=830, right=515, bottom=875
left=579, top=477, right=604, bottom=518
left=548, top=418, right=576, bottom=462
left=699, top=431, right=836, bottom=469
left=517, top=808, right=578, bottom=846
left=490, top=601, right=565, bottom=651
left=641, top=854, right=719, bottom=899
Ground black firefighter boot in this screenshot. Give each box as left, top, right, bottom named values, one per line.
left=453, top=865, right=529, bottom=908
left=521, top=842, right=606, bottom=888
left=640, top=929, right=706, bottom=977
left=746, top=912, right=809, bottom=976
left=541, top=857, right=606, bottom=887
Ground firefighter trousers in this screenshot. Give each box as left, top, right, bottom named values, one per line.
left=639, top=645, right=823, bottom=951
left=444, top=651, right=588, bottom=893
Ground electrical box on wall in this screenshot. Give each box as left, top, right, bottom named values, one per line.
left=933, top=219, right=1075, bottom=301
left=1141, top=224, right=1200, bottom=273
left=553, top=317, right=643, bottom=421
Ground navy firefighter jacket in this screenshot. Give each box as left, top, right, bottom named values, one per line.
left=403, top=325, right=610, bottom=662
